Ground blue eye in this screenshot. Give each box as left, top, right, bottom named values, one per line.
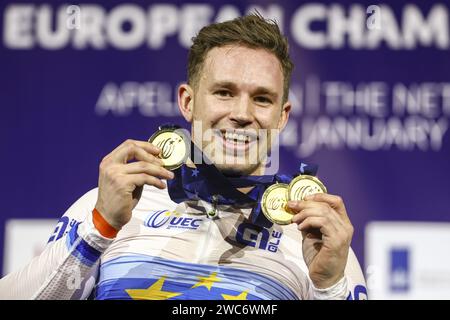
left=215, top=90, right=232, bottom=97
left=255, top=96, right=272, bottom=104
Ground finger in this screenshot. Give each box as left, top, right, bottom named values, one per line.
left=112, top=139, right=161, bottom=155
left=292, top=202, right=345, bottom=228
left=125, top=146, right=164, bottom=165
left=125, top=173, right=167, bottom=190
left=113, top=143, right=164, bottom=165
left=304, top=193, right=349, bottom=220
left=287, top=200, right=305, bottom=213
left=291, top=207, right=324, bottom=224
left=297, top=216, right=335, bottom=235
left=133, top=140, right=161, bottom=156
left=287, top=199, right=329, bottom=213
left=112, top=140, right=162, bottom=163
left=292, top=208, right=341, bottom=231
left=123, top=161, right=174, bottom=180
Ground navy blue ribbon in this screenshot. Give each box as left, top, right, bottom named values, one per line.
left=163, top=125, right=318, bottom=228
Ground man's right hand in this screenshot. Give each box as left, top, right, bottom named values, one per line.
left=95, top=139, right=175, bottom=230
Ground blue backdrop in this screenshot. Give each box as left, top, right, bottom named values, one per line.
left=1, top=0, right=449, bottom=275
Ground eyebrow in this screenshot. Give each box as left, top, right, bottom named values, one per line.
left=253, top=86, right=279, bottom=100
left=210, top=81, right=279, bottom=99
left=210, top=81, right=238, bottom=91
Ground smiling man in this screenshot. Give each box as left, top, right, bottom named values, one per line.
left=179, top=39, right=290, bottom=177
left=0, top=13, right=366, bottom=300
left=179, top=42, right=284, bottom=175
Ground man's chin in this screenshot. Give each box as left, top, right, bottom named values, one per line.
left=214, top=162, right=261, bottom=177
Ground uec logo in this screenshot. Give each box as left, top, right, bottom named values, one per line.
left=144, top=210, right=202, bottom=230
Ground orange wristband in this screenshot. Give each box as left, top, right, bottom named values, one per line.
left=92, top=208, right=119, bottom=238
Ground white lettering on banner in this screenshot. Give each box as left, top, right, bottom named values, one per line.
left=95, top=79, right=450, bottom=156
left=148, top=5, right=178, bottom=49
left=295, top=79, right=450, bottom=156
left=3, top=4, right=34, bottom=48
left=323, top=81, right=388, bottom=117
left=393, top=83, right=447, bottom=118
left=328, top=4, right=366, bottom=49
left=2, top=3, right=449, bottom=50
left=106, top=4, right=146, bottom=50
left=179, top=4, right=213, bottom=48
left=402, top=4, right=449, bottom=49
left=36, top=5, right=71, bottom=50
left=289, top=3, right=450, bottom=49
left=73, top=5, right=106, bottom=49
left=96, top=81, right=179, bottom=116
left=215, top=5, right=240, bottom=23
left=298, top=116, right=448, bottom=156
left=291, top=4, right=327, bottom=49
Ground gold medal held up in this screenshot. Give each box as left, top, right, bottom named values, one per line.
left=288, top=175, right=327, bottom=201
left=261, top=183, right=291, bottom=225
left=148, top=127, right=189, bottom=170
left=261, top=175, right=327, bottom=225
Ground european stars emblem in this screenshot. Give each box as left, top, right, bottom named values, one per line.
left=191, top=272, right=221, bottom=291
left=126, top=276, right=182, bottom=300
left=191, top=168, right=199, bottom=177
left=222, top=290, right=249, bottom=300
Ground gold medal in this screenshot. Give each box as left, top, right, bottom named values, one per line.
left=148, top=128, right=189, bottom=170
left=261, top=183, right=293, bottom=225
left=288, top=175, right=327, bottom=201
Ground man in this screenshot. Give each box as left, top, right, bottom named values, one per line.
left=0, top=13, right=366, bottom=300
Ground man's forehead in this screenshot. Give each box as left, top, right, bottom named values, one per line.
left=199, top=45, right=284, bottom=90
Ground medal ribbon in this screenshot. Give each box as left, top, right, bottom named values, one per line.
left=162, top=125, right=318, bottom=227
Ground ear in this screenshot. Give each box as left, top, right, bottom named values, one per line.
left=178, top=83, right=194, bottom=122
left=277, top=101, right=291, bottom=131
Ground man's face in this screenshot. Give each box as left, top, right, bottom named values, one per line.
left=179, top=45, right=291, bottom=176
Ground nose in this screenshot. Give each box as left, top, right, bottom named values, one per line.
left=229, top=95, right=254, bottom=127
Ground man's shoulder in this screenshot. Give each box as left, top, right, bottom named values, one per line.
left=79, top=187, right=99, bottom=203
left=76, top=183, right=173, bottom=204
left=141, top=182, right=171, bottom=198
left=65, top=187, right=99, bottom=214
left=71, top=183, right=176, bottom=214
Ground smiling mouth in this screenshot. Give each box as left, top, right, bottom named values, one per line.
left=215, top=129, right=259, bottom=153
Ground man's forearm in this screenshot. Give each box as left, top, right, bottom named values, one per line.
left=0, top=212, right=113, bottom=300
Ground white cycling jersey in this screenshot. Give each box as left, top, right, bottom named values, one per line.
left=0, top=184, right=367, bottom=300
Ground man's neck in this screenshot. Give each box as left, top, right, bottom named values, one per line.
left=237, top=186, right=254, bottom=194
left=237, top=166, right=264, bottom=194
left=185, top=160, right=264, bottom=194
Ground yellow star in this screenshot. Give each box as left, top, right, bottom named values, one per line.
left=191, top=272, right=221, bottom=291
left=126, top=276, right=182, bottom=300
left=222, top=290, right=249, bottom=300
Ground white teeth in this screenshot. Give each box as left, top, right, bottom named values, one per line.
left=223, top=131, right=250, bottom=143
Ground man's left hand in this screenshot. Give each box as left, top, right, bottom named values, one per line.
left=288, top=193, right=354, bottom=289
